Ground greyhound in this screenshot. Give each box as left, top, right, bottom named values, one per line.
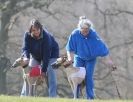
left=11, top=57, right=44, bottom=96
left=51, top=55, right=86, bottom=99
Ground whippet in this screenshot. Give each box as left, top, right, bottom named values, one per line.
left=11, top=57, right=44, bottom=96
left=51, top=55, right=86, bottom=99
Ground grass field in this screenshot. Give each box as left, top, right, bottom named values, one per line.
left=0, top=95, right=132, bottom=102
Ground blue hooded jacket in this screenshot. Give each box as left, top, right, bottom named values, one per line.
left=22, top=29, right=59, bottom=72
left=66, top=28, right=109, bottom=60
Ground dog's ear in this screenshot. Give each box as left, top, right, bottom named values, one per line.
left=51, top=62, right=60, bottom=69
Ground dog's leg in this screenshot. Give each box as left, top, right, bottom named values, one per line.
left=26, top=74, right=32, bottom=96
left=30, top=77, right=38, bottom=96
left=29, top=84, right=32, bottom=96
left=26, top=78, right=31, bottom=96
left=32, top=80, right=37, bottom=96
left=68, top=77, right=74, bottom=97
left=29, top=83, right=35, bottom=96
left=20, top=78, right=28, bottom=96
left=73, top=82, right=78, bottom=99
left=29, top=78, right=35, bottom=96
left=28, top=79, right=31, bottom=96
left=71, top=77, right=78, bottom=99
left=31, top=84, right=36, bottom=96
left=34, top=84, right=37, bottom=96
left=21, top=74, right=30, bottom=96
left=80, top=80, right=85, bottom=98
left=68, top=76, right=79, bottom=99
left=21, top=69, right=30, bottom=96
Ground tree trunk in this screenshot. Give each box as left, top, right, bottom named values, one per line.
left=0, top=0, right=16, bottom=94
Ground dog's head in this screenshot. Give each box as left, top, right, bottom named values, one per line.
left=51, top=55, right=67, bottom=69
left=11, top=57, right=28, bottom=68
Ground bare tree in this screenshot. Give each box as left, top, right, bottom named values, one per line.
left=0, top=0, right=54, bottom=94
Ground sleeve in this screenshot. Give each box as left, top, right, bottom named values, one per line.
left=93, top=30, right=109, bottom=57
left=22, top=32, right=30, bottom=58
left=41, top=33, right=51, bottom=73
left=98, top=40, right=109, bottom=57
left=66, top=33, right=76, bottom=53
left=89, top=29, right=109, bottom=57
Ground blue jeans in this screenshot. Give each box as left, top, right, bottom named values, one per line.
left=21, top=58, right=57, bottom=97
left=47, top=58, right=57, bottom=97
left=74, top=57, right=96, bottom=99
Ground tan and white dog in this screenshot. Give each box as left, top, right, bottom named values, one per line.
left=11, top=57, right=45, bottom=96
left=51, top=55, right=86, bottom=99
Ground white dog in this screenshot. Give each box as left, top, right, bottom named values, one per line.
left=11, top=57, right=45, bottom=96
left=51, top=55, right=86, bottom=99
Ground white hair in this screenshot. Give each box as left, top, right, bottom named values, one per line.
left=77, top=16, right=93, bottom=29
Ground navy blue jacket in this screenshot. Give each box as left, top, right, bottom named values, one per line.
left=22, top=29, right=59, bottom=72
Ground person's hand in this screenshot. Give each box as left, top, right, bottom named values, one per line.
left=111, top=65, right=117, bottom=71
left=67, top=59, right=73, bottom=64
left=63, top=60, right=73, bottom=68
left=108, top=61, right=117, bottom=71
left=104, top=55, right=117, bottom=71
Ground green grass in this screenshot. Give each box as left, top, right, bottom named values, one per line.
left=0, top=95, right=132, bottom=102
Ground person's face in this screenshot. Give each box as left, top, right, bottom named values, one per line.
left=31, top=26, right=41, bottom=38
left=80, top=25, right=89, bottom=36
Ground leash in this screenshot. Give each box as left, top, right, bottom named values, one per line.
left=95, top=63, right=121, bottom=99
left=105, top=66, right=122, bottom=99
left=110, top=70, right=121, bottom=99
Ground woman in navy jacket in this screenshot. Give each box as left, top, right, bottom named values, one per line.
left=66, top=16, right=116, bottom=99
left=21, top=19, right=59, bottom=97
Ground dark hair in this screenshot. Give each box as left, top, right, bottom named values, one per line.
left=29, top=19, right=43, bottom=33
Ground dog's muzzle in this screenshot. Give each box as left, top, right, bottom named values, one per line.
left=11, top=62, right=19, bottom=68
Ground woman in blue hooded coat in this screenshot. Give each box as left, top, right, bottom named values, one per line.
left=66, top=16, right=116, bottom=99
